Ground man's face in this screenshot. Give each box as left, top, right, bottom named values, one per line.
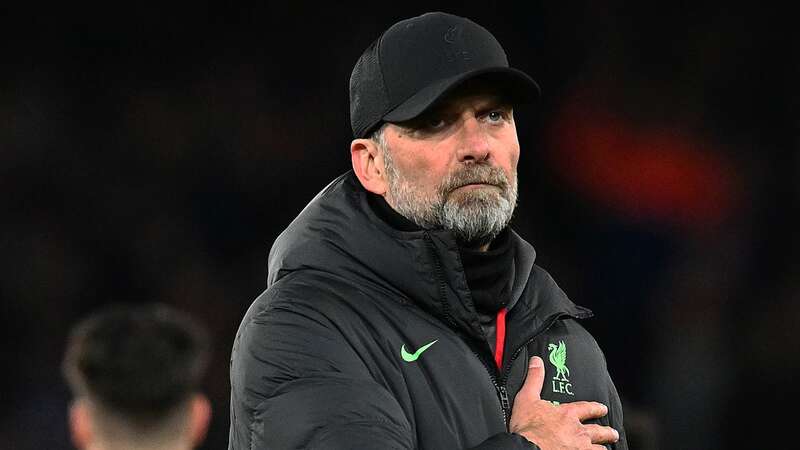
left=378, top=81, right=520, bottom=246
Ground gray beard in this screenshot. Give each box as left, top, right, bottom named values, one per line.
left=383, top=148, right=518, bottom=246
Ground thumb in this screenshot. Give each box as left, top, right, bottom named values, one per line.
left=520, top=356, right=545, bottom=400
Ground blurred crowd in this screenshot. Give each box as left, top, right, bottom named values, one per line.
left=1, top=4, right=796, bottom=449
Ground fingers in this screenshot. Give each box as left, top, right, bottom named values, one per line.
left=584, top=423, right=619, bottom=444
left=518, top=356, right=545, bottom=400
left=565, top=401, right=608, bottom=421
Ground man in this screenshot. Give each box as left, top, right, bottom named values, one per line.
left=230, top=11, right=627, bottom=449
left=62, top=303, right=212, bottom=450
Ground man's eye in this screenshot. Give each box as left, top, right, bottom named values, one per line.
left=426, top=118, right=446, bottom=129
left=487, top=110, right=507, bottom=122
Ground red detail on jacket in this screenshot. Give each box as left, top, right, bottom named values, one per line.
left=494, top=307, right=507, bottom=369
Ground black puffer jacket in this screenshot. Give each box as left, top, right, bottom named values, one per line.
left=229, top=171, right=628, bottom=449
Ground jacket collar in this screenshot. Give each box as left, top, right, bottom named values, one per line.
left=268, top=171, right=589, bottom=341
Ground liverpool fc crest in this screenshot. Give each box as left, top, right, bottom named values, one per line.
left=547, top=341, right=574, bottom=396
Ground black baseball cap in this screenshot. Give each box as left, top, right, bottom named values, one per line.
left=349, top=11, right=541, bottom=138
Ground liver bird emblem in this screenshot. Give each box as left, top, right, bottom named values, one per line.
left=547, top=341, right=570, bottom=381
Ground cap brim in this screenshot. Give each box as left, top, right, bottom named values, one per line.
left=382, top=67, right=541, bottom=123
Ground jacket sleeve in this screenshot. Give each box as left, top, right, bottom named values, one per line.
left=228, top=296, right=414, bottom=449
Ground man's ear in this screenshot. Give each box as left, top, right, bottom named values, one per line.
left=188, top=393, right=212, bottom=448
left=351, top=138, right=388, bottom=196
left=68, top=399, right=93, bottom=450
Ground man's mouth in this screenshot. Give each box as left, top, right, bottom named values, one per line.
left=454, top=182, right=497, bottom=190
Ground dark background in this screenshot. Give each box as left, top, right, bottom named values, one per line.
left=1, top=3, right=797, bottom=449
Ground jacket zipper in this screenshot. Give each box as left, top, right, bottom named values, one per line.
left=482, top=313, right=569, bottom=429
left=468, top=347, right=509, bottom=428
left=498, top=385, right=511, bottom=419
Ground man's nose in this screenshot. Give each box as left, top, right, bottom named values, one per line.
left=456, top=117, right=490, bottom=163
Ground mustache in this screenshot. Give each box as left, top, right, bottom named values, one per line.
left=439, top=164, right=510, bottom=194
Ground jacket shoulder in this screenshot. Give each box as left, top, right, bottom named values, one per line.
left=229, top=270, right=414, bottom=449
